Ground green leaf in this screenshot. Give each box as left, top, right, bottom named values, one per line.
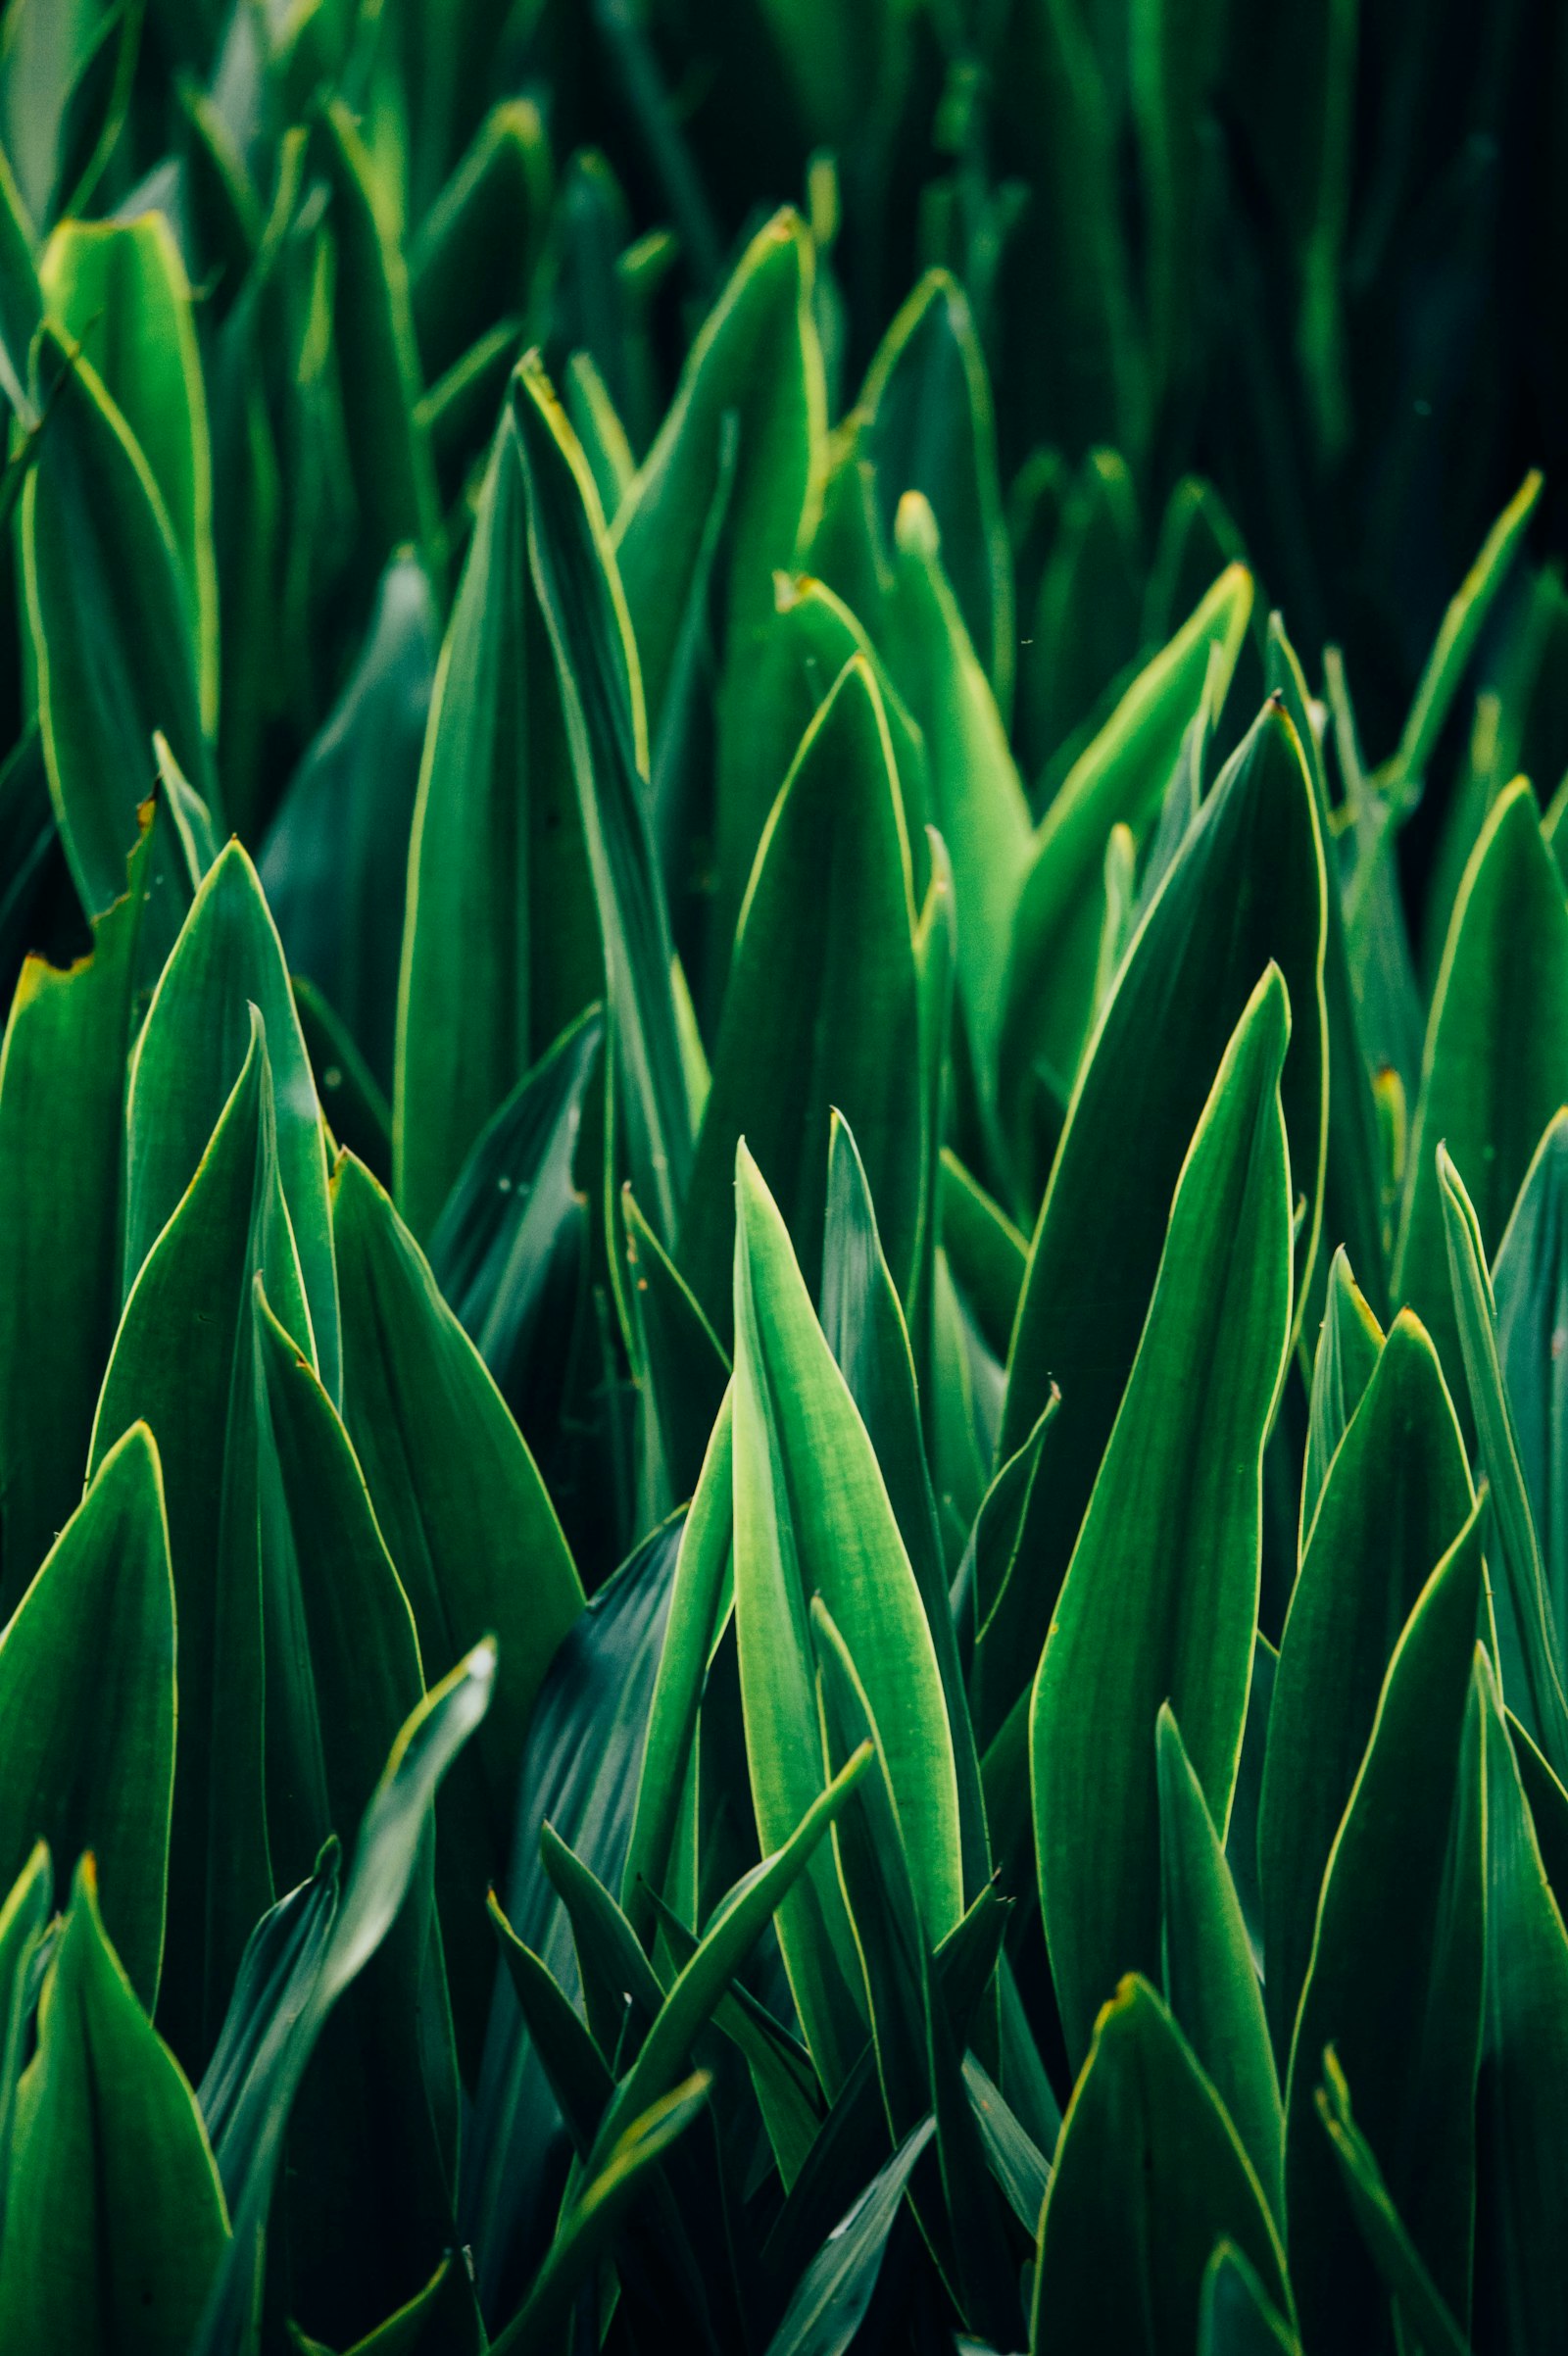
left=612, top=208, right=822, bottom=742
left=313, top=99, right=443, bottom=585
left=40, top=214, right=220, bottom=731
left=1157, top=1705, right=1283, bottom=2223
left=1020, top=447, right=1143, bottom=777
left=1197, top=2240, right=1298, bottom=2355
left=1001, top=700, right=1326, bottom=1732
left=0, top=819, right=151, bottom=1611
left=0, top=0, right=113, bottom=231
left=1494, top=1110, right=1568, bottom=1664
left=0, top=1422, right=172, bottom=2009
left=466, top=1514, right=682, bottom=2305
left=885, top=492, right=1033, bottom=1137
left=820, top=1111, right=986, bottom=1894
left=394, top=406, right=599, bottom=1238
left=0, top=1841, right=51, bottom=2239
left=623, top=1394, right=733, bottom=1939
left=194, top=1644, right=495, bottom=2356
left=999, top=564, right=1254, bottom=1156
left=938, top=1151, right=1027, bottom=1365
left=763, top=2116, right=935, bottom=2356
left=261, top=551, right=439, bottom=1095
left=1031, top=1977, right=1288, bottom=2349
left=1396, top=779, right=1568, bottom=1394
left=1260, top=1309, right=1472, bottom=2058
left=1312, top=2049, right=1469, bottom=2356
left=0, top=137, right=38, bottom=425
left=251, top=1284, right=457, bottom=2347
left=198, top=1846, right=339, bottom=2198
left=1391, top=471, right=1544, bottom=794
left=595, top=1742, right=872, bottom=2179
left=91, top=1017, right=305, bottom=2067
left=1300, top=1245, right=1384, bottom=1539
left=1439, top=1145, right=1568, bottom=1774
left=512, top=355, right=694, bottom=1249
left=487, top=2072, right=711, bottom=2356
left=426, top=1003, right=604, bottom=1411
left=331, top=1151, right=582, bottom=2063
left=410, top=98, right=552, bottom=386
left=125, top=838, right=340, bottom=1400
left=487, top=1895, right=614, bottom=2156
left=292, top=2249, right=486, bottom=2355
left=1473, top=1647, right=1568, bottom=2349
left=0, top=1858, right=229, bottom=2354
left=623, top=1183, right=730, bottom=1510
left=860, top=270, right=1012, bottom=710
left=1032, top=966, right=1293, bottom=2065
left=732, top=1141, right=961, bottom=2098
left=22, top=324, right=213, bottom=918
left=1283, top=1504, right=1486, bottom=2352
left=682, top=658, right=924, bottom=1333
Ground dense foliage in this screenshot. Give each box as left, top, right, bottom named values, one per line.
left=0, top=0, right=1563, bottom=2350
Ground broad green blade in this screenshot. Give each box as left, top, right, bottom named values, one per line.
left=1031, top=1978, right=1287, bottom=2350
left=260, top=551, right=440, bottom=1097
left=0, top=1423, right=172, bottom=2009
left=1473, top=1649, right=1568, bottom=2349
left=1283, top=1504, right=1486, bottom=2352
left=1197, top=2239, right=1298, bottom=2355
left=1392, top=471, right=1543, bottom=794
left=1020, top=447, right=1143, bottom=779
left=0, top=818, right=151, bottom=1612
left=1001, top=700, right=1326, bottom=1742
left=512, top=356, right=694, bottom=1248
left=622, top=1183, right=730, bottom=1510
left=332, top=1150, right=581, bottom=2063
left=91, top=1019, right=309, bottom=2069
left=0, top=1859, right=230, bottom=2355
left=0, top=1843, right=51, bottom=2241
left=938, top=1151, right=1027, bottom=1364
left=999, top=564, right=1254, bottom=1163
left=682, top=658, right=923, bottom=1332
left=125, top=839, right=340, bottom=1400
left=1032, top=968, right=1293, bottom=2066
left=41, top=214, right=220, bottom=731
left=1157, top=1706, right=1283, bottom=2223
left=394, top=407, right=599, bottom=1238
left=410, top=98, right=552, bottom=386
left=22, top=325, right=213, bottom=917
left=731, top=1144, right=961, bottom=2092
left=1260, top=1310, right=1471, bottom=2057
left=1396, top=779, right=1568, bottom=1395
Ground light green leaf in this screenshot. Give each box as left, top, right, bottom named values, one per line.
left=1157, top=1705, right=1283, bottom=2223
left=1032, top=966, right=1293, bottom=2065
left=41, top=214, right=220, bottom=731
left=1300, top=1245, right=1384, bottom=1541
left=0, top=1857, right=230, bottom=2355
left=1494, top=1110, right=1568, bottom=1664
left=22, top=325, right=213, bottom=917
left=332, top=1151, right=582, bottom=2063
left=731, top=1142, right=960, bottom=2088
left=1312, top=2049, right=1469, bottom=2356
left=1261, top=1309, right=1472, bottom=2058
left=1000, top=563, right=1254, bottom=1153
left=1283, top=1505, right=1485, bottom=2352
left=763, top=2116, right=936, bottom=2356
left=1396, top=778, right=1568, bottom=1392
left=512, top=355, right=693, bottom=1249
left=1000, top=699, right=1326, bottom=1752
left=125, top=838, right=340, bottom=1400
left=0, top=1423, right=172, bottom=2010
left=1031, top=1977, right=1288, bottom=2350
left=682, top=658, right=923, bottom=1333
